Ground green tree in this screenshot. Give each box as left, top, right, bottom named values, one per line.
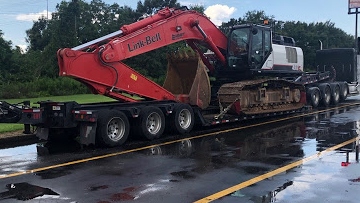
left=277, top=20, right=354, bottom=69
left=136, top=0, right=180, bottom=15
left=189, top=5, right=205, bottom=13
left=220, top=10, right=274, bottom=34
left=25, top=0, right=137, bottom=78
left=26, top=17, right=50, bottom=51
left=9, top=47, right=39, bottom=82
left=75, top=1, right=136, bottom=45
left=123, top=0, right=184, bottom=83
left=0, top=30, right=15, bottom=83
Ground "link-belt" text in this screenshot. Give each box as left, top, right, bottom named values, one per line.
left=127, top=33, right=161, bottom=52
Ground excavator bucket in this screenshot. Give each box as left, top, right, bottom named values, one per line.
left=163, top=50, right=211, bottom=109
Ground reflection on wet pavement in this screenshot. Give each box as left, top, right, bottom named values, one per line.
left=224, top=107, right=360, bottom=202
left=140, top=106, right=359, bottom=202
left=143, top=119, right=306, bottom=176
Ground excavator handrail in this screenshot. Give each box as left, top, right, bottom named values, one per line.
left=72, top=30, right=123, bottom=51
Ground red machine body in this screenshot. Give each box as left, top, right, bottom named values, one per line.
left=57, top=7, right=227, bottom=103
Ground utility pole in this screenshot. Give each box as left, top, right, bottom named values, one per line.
left=47, top=0, right=48, bottom=20
left=349, top=0, right=360, bottom=53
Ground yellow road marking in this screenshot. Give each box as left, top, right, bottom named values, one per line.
left=194, top=136, right=360, bottom=203
left=0, top=103, right=359, bottom=180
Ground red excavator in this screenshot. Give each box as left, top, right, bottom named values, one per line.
left=0, top=7, right=358, bottom=146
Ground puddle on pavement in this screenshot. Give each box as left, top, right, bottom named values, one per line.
left=109, top=186, right=142, bottom=201
left=34, top=168, right=72, bottom=179
left=228, top=180, right=294, bottom=202
left=141, top=120, right=306, bottom=166
left=225, top=107, right=360, bottom=202
left=0, top=144, right=37, bottom=160
left=0, top=144, right=38, bottom=175
left=0, top=182, right=58, bottom=201
left=1, top=106, right=358, bottom=202
left=170, top=170, right=196, bottom=179
left=135, top=106, right=360, bottom=199
left=96, top=185, right=151, bottom=202
left=36, top=138, right=82, bottom=156
left=245, top=180, right=293, bottom=202
left=241, top=166, right=270, bottom=174
left=89, top=185, right=109, bottom=191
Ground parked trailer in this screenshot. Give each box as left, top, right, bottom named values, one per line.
left=0, top=98, right=308, bottom=147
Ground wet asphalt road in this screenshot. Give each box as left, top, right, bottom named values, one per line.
left=0, top=101, right=359, bottom=202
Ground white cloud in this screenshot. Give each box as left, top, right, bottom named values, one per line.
left=16, top=10, right=52, bottom=22
left=179, top=1, right=205, bottom=7
left=17, top=45, right=28, bottom=53
left=204, top=4, right=236, bottom=26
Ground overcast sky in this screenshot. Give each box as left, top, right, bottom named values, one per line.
left=0, top=0, right=358, bottom=51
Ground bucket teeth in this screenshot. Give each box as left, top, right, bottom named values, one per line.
left=163, top=50, right=211, bottom=109
left=168, top=50, right=199, bottom=61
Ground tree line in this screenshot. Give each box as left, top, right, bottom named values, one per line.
left=0, top=0, right=355, bottom=99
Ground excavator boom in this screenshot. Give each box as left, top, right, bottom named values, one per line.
left=57, top=7, right=228, bottom=108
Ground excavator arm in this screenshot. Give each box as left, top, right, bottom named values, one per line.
left=57, top=7, right=228, bottom=108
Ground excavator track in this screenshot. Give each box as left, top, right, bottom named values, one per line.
left=217, top=79, right=306, bottom=115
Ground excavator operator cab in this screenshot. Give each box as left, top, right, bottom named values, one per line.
left=227, top=24, right=272, bottom=73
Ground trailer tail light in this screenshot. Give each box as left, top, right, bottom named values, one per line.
left=22, top=109, right=42, bottom=119
left=73, top=110, right=97, bottom=122
left=20, top=108, right=43, bottom=124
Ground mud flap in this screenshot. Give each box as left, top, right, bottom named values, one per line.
left=163, top=50, right=211, bottom=109
left=79, top=123, right=97, bottom=146
left=36, top=127, right=49, bottom=140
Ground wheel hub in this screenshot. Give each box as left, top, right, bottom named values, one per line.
left=107, top=118, right=125, bottom=141
left=146, top=113, right=161, bottom=134
left=179, top=109, right=191, bottom=129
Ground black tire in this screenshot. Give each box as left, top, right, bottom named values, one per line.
left=137, top=106, right=165, bottom=140
left=330, top=83, right=340, bottom=105
left=96, top=110, right=129, bottom=147
left=318, top=83, right=331, bottom=107
left=170, top=104, right=195, bottom=134
left=339, top=82, right=348, bottom=101
left=307, top=87, right=320, bottom=108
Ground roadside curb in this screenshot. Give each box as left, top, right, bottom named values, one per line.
left=0, top=133, right=39, bottom=149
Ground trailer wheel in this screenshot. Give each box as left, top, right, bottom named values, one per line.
left=339, top=82, right=348, bottom=101
left=307, top=87, right=320, bottom=108
left=170, top=104, right=195, bottom=134
left=318, top=83, right=331, bottom=107
left=138, top=106, right=165, bottom=140
left=96, top=110, right=129, bottom=147
left=330, top=83, right=340, bottom=105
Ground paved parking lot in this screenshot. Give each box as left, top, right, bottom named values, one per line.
left=0, top=104, right=359, bottom=202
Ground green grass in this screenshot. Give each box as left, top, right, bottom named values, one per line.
left=1, top=94, right=116, bottom=106
left=0, top=94, right=116, bottom=133
left=0, top=124, right=24, bottom=133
